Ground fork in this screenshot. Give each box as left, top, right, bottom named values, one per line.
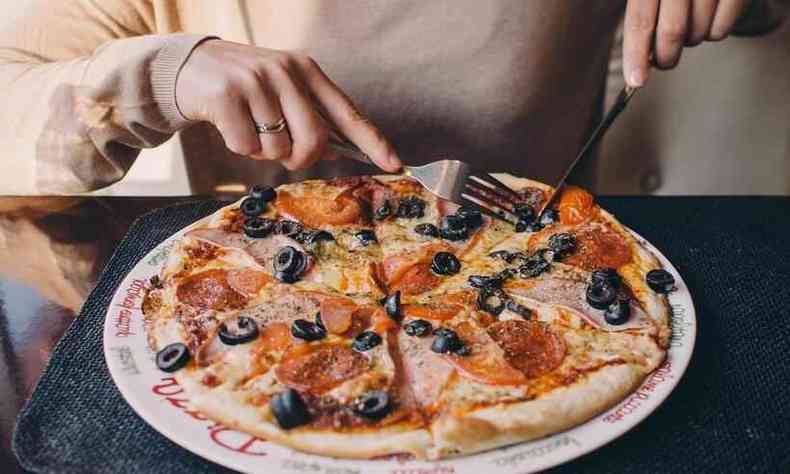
left=323, top=129, right=523, bottom=223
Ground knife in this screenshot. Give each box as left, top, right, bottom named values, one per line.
left=538, top=85, right=638, bottom=215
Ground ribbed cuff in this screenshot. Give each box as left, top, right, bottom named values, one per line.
left=151, top=34, right=219, bottom=130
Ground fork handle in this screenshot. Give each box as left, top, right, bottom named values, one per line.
left=327, top=134, right=374, bottom=165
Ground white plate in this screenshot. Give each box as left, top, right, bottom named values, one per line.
left=104, top=223, right=696, bottom=474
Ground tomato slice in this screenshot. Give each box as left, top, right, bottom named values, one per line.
left=320, top=297, right=357, bottom=334
left=402, top=303, right=463, bottom=321
left=275, top=190, right=364, bottom=227
left=557, top=185, right=595, bottom=225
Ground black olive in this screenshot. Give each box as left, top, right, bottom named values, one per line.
left=243, top=217, right=276, bottom=238
left=218, top=316, right=259, bottom=345
left=395, top=196, right=426, bottom=218
left=149, top=274, right=163, bottom=289
left=271, top=389, right=310, bottom=429
left=384, top=291, right=401, bottom=319
left=240, top=197, right=266, bottom=218
left=431, top=252, right=461, bottom=276
left=352, top=390, right=391, bottom=420
left=156, top=343, right=190, bottom=372
left=404, top=319, right=433, bottom=337
left=513, top=203, right=536, bottom=223
left=494, top=268, right=516, bottom=281
left=414, top=223, right=439, bottom=237
left=506, top=300, right=533, bottom=319
left=586, top=282, right=618, bottom=310
left=431, top=330, right=463, bottom=354
left=518, top=253, right=550, bottom=279
left=439, top=215, right=469, bottom=241
left=374, top=202, right=392, bottom=220
left=300, top=229, right=335, bottom=245
left=274, top=220, right=304, bottom=238
left=291, top=319, right=326, bottom=341
left=315, top=312, right=326, bottom=332
left=273, top=246, right=305, bottom=275
left=539, top=208, right=559, bottom=226
left=646, top=269, right=675, bottom=293
left=453, top=344, right=472, bottom=356
left=249, top=185, right=277, bottom=202
left=548, top=233, right=576, bottom=258
left=591, top=268, right=621, bottom=289
left=477, top=288, right=508, bottom=316
left=353, top=331, right=383, bottom=352
left=604, top=298, right=631, bottom=325
left=468, top=275, right=502, bottom=289
left=456, top=206, right=483, bottom=230
left=354, top=230, right=378, bottom=246
left=274, top=270, right=299, bottom=284
left=432, top=327, right=456, bottom=338
left=489, top=250, right=516, bottom=263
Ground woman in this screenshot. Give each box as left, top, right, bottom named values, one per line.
left=0, top=0, right=786, bottom=195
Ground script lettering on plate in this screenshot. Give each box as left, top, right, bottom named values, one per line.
left=114, top=278, right=145, bottom=337
left=109, top=345, right=139, bottom=375
left=489, top=436, right=581, bottom=468
left=602, top=360, right=674, bottom=423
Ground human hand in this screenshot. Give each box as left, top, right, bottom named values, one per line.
left=623, top=0, right=752, bottom=87
left=175, top=40, right=401, bottom=172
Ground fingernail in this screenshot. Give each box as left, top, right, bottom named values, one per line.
left=629, top=68, right=646, bottom=87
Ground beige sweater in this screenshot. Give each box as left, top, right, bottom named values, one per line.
left=1, top=0, right=786, bottom=195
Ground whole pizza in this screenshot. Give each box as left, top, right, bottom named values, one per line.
left=142, top=174, right=674, bottom=460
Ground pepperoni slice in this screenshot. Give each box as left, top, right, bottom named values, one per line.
left=561, top=225, right=632, bottom=271
left=176, top=269, right=246, bottom=311
left=557, top=185, right=595, bottom=225
left=487, top=320, right=566, bottom=378
left=388, top=262, right=441, bottom=295
left=226, top=269, right=271, bottom=296
left=275, top=344, right=369, bottom=394
left=320, top=297, right=358, bottom=334
left=259, top=322, right=293, bottom=352
left=444, top=321, right=527, bottom=385
left=402, top=303, right=463, bottom=321
left=275, top=190, right=363, bottom=227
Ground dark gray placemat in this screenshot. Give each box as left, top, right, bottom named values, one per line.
left=13, top=197, right=790, bottom=473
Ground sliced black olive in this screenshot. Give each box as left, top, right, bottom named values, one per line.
left=646, top=269, right=675, bottom=293
left=271, top=388, right=310, bottom=429
left=218, top=316, right=259, bottom=345
left=274, top=270, right=299, bottom=284
left=352, top=331, right=383, bottom=352
left=453, top=344, right=471, bottom=356
left=519, top=253, right=550, bottom=279
left=477, top=288, right=508, bottom=316
left=300, top=229, right=335, bottom=245
left=604, top=298, right=631, bottom=325
left=384, top=291, right=401, bottom=319
left=489, top=250, right=516, bottom=263
left=439, top=215, right=469, bottom=241
left=586, top=282, right=618, bottom=310
left=352, top=390, right=391, bottom=420
left=516, top=220, right=543, bottom=233
left=414, top=223, right=439, bottom=237
left=354, top=230, right=378, bottom=246
left=538, top=208, right=559, bottom=226
left=431, top=330, right=463, bottom=354
left=431, top=251, right=461, bottom=276
left=374, top=202, right=392, bottom=220
left=274, top=220, right=304, bottom=237
left=494, top=268, right=516, bottom=281
left=395, top=196, right=426, bottom=218
left=506, top=300, right=533, bottom=319
left=456, top=206, right=483, bottom=230
left=240, top=197, right=265, bottom=218
left=273, top=246, right=305, bottom=274
left=513, top=203, right=536, bottom=223
left=432, top=327, right=456, bottom=338
left=548, top=233, right=576, bottom=258
left=315, top=312, right=326, bottom=332
left=591, top=268, right=621, bottom=289
left=243, top=217, right=276, bottom=238
left=149, top=274, right=163, bottom=289
left=156, top=343, right=190, bottom=372
left=468, top=275, right=502, bottom=289
left=404, top=319, right=433, bottom=337
left=291, top=319, right=326, bottom=341
left=249, top=185, right=277, bottom=203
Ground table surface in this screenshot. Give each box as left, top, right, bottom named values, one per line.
left=2, top=195, right=788, bottom=473
left=0, top=196, right=207, bottom=473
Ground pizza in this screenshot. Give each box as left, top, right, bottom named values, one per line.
left=141, top=174, right=674, bottom=460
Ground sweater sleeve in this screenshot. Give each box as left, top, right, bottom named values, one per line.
left=0, top=0, right=214, bottom=194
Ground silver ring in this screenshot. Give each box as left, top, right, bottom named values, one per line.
left=254, top=117, right=287, bottom=134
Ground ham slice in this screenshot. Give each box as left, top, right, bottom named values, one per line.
left=507, top=277, right=653, bottom=332
left=396, top=331, right=455, bottom=410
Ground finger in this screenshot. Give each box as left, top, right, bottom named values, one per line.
left=213, top=96, right=262, bottom=157
left=654, top=0, right=691, bottom=69
left=271, top=69, right=329, bottom=171
left=688, top=0, right=719, bottom=46
left=295, top=56, right=402, bottom=172
left=709, top=0, right=749, bottom=40
left=623, top=0, right=660, bottom=87
left=246, top=75, right=292, bottom=161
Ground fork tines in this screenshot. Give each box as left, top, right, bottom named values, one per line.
left=460, top=172, right=522, bottom=224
